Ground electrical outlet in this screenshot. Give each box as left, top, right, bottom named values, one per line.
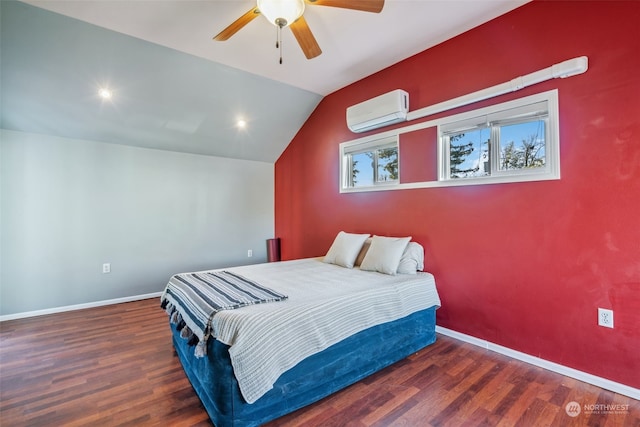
left=102, top=263, right=111, bottom=274
left=247, top=249, right=253, bottom=258
left=598, top=308, right=613, bottom=328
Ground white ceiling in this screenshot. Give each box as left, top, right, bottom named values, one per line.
left=2, top=0, right=530, bottom=163
left=23, top=0, right=530, bottom=96
left=2, top=1, right=323, bottom=163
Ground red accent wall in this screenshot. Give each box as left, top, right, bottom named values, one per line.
left=275, top=0, right=640, bottom=388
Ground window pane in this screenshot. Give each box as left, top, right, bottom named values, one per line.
left=376, top=147, right=398, bottom=183
left=351, top=151, right=374, bottom=187
left=499, top=120, right=546, bottom=171
left=449, top=128, right=490, bottom=178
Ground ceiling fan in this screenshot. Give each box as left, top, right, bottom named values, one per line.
left=213, top=0, right=385, bottom=62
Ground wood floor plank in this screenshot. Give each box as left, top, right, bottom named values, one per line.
left=359, top=385, right=420, bottom=426
left=1, top=298, right=639, bottom=426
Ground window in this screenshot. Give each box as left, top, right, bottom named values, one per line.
left=339, top=90, right=560, bottom=193
left=342, top=136, right=398, bottom=189
left=439, top=95, right=558, bottom=184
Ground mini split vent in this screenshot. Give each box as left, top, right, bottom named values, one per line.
left=346, top=89, right=409, bottom=133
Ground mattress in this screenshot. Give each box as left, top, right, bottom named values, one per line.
left=171, top=306, right=438, bottom=427
left=166, top=257, right=441, bottom=404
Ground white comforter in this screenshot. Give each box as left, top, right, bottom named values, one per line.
left=203, top=258, right=441, bottom=404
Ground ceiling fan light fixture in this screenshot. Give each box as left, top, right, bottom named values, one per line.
left=257, top=0, right=305, bottom=27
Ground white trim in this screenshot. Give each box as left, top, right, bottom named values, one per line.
left=341, top=135, right=400, bottom=189
left=437, top=90, right=559, bottom=184
left=0, top=292, right=163, bottom=322
left=435, top=325, right=640, bottom=401
left=406, top=56, right=587, bottom=122
left=340, top=171, right=557, bottom=193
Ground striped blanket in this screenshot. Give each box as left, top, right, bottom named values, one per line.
left=161, top=270, right=288, bottom=357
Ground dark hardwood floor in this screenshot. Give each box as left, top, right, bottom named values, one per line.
left=1, top=298, right=638, bottom=426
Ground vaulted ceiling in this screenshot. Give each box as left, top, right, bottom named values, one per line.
left=1, top=0, right=530, bottom=163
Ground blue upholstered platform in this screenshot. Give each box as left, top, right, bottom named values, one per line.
left=171, top=306, right=437, bottom=426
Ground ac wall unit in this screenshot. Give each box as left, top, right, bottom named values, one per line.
left=346, top=89, right=409, bottom=133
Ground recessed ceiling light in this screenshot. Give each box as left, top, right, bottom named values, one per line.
left=98, top=88, right=112, bottom=99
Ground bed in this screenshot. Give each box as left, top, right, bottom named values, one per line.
left=162, top=233, right=441, bottom=426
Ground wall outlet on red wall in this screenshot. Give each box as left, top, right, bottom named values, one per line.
left=598, top=308, right=614, bottom=329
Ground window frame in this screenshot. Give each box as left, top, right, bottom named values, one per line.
left=439, top=98, right=555, bottom=183
left=341, top=136, right=399, bottom=190
left=339, top=90, right=560, bottom=193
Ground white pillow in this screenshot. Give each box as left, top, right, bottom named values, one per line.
left=360, top=235, right=411, bottom=275
left=323, top=231, right=370, bottom=268
left=397, top=242, right=425, bottom=274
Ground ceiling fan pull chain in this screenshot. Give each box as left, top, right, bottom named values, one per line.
left=278, top=24, right=283, bottom=64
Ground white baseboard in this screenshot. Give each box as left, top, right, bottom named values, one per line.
left=435, top=325, right=640, bottom=401
left=0, top=292, right=163, bottom=322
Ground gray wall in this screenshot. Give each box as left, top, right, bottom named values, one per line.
left=1, top=130, right=275, bottom=316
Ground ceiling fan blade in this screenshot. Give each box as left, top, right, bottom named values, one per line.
left=290, top=16, right=322, bottom=59
left=213, top=7, right=261, bottom=41
left=305, top=0, right=384, bottom=13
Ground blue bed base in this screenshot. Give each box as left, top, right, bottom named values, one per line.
left=170, top=306, right=437, bottom=427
